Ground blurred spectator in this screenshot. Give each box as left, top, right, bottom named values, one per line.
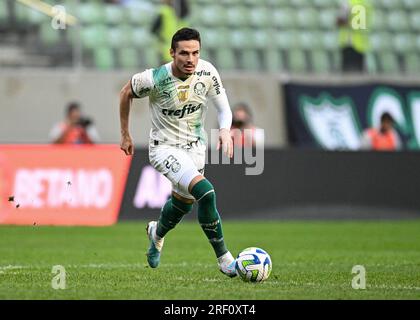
left=152, top=0, right=190, bottom=64
left=360, top=112, right=401, bottom=151
left=337, top=0, right=372, bottom=73
left=230, top=103, right=264, bottom=148
left=174, top=0, right=190, bottom=27
left=49, top=102, right=100, bottom=144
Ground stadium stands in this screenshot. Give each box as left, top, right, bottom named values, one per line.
left=0, top=0, right=419, bottom=73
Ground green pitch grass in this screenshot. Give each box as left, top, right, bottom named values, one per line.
left=0, top=220, right=419, bottom=300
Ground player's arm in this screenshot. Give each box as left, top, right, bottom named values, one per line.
left=119, top=70, right=154, bottom=155
left=119, top=80, right=135, bottom=155
left=207, top=65, right=233, bottom=158
left=212, top=93, right=233, bottom=158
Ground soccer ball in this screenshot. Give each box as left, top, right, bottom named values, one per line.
left=235, top=247, right=272, bottom=283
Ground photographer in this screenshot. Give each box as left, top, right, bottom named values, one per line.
left=230, top=102, right=264, bottom=148
left=49, top=102, right=100, bottom=144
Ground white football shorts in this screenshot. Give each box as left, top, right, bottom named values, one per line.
left=148, top=139, right=206, bottom=200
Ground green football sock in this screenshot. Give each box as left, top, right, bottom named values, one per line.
left=156, top=195, right=193, bottom=238
left=191, top=179, right=228, bottom=258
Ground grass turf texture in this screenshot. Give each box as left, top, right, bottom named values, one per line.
left=0, top=220, right=419, bottom=299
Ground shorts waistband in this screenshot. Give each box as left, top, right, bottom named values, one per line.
left=153, top=138, right=201, bottom=149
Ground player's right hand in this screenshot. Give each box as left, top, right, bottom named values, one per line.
left=120, top=134, right=134, bottom=155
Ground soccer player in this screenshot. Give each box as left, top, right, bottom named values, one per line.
left=118, top=28, right=236, bottom=277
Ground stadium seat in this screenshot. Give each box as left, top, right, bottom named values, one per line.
left=27, top=7, right=49, bottom=25
left=297, top=31, right=320, bottom=51
left=365, top=52, right=377, bottom=74
left=410, top=12, right=420, bottom=32
left=271, top=8, right=298, bottom=29
left=378, top=52, right=400, bottom=74
left=39, top=21, right=61, bottom=46
left=265, top=0, right=290, bottom=7
left=104, top=5, right=127, bottom=25
left=322, top=32, right=340, bottom=51
left=249, top=7, right=270, bottom=29
left=77, top=3, right=105, bottom=25
left=118, top=47, right=139, bottom=69
left=380, top=0, right=404, bottom=10
left=229, top=29, right=252, bottom=50
left=131, top=28, right=154, bottom=49
left=404, top=53, right=420, bottom=74
left=290, top=0, right=307, bottom=8
left=14, top=3, right=30, bottom=25
left=403, top=0, right=420, bottom=10
left=201, top=28, right=228, bottom=50
left=371, top=0, right=385, bottom=9
left=108, top=26, right=132, bottom=49
left=393, top=34, right=415, bottom=54
left=80, top=25, right=108, bottom=49
left=215, top=48, right=236, bottom=70
left=0, top=0, right=7, bottom=23
left=224, top=6, right=249, bottom=28
left=251, top=30, right=272, bottom=50
left=370, top=32, right=393, bottom=52
left=287, top=49, right=307, bottom=73
left=371, top=10, right=387, bottom=31
left=93, top=47, right=114, bottom=70
left=264, top=49, right=284, bottom=71
left=387, top=11, right=410, bottom=32
left=143, top=45, right=160, bottom=68
left=243, top=0, right=260, bottom=7
left=313, top=0, right=335, bottom=8
left=126, top=2, right=156, bottom=27
left=241, top=50, right=261, bottom=71
left=319, top=9, right=337, bottom=30
left=219, top=0, right=241, bottom=5
left=199, top=48, right=211, bottom=61
left=296, top=8, right=320, bottom=30
left=310, top=50, right=330, bottom=74
left=321, top=32, right=340, bottom=72
left=275, top=30, right=299, bottom=50
left=200, top=5, right=226, bottom=28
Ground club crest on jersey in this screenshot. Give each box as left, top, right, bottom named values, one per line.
left=177, top=85, right=189, bottom=103
left=194, top=82, right=206, bottom=96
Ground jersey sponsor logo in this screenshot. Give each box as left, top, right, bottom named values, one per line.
left=194, top=82, right=206, bottom=96
left=194, top=70, right=210, bottom=76
left=212, top=76, right=221, bottom=95
left=162, top=103, right=202, bottom=119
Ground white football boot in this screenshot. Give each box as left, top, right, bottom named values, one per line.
left=146, top=221, right=165, bottom=268
left=217, top=251, right=237, bottom=278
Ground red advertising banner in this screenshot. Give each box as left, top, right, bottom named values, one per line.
left=0, top=145, right=131, bottom=226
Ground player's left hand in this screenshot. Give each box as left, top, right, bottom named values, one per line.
left=217, top=128, right=233, bottom=158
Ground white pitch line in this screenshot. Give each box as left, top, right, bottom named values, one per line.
left=1, top=264, right=419, bottom=291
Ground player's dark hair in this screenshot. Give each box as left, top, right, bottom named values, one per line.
left=171, top=27, right=201, bottom=51
left=66, top=102, right=80, bottom=115
left=381, top=112, right=394, bottom=123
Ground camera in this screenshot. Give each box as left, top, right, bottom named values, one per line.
left=77, top=117, right=93, bottom=128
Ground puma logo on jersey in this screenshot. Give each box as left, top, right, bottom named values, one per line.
left=162, top=103, right=202, bottom=119
left=161, top=90, right=171, bottom=99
